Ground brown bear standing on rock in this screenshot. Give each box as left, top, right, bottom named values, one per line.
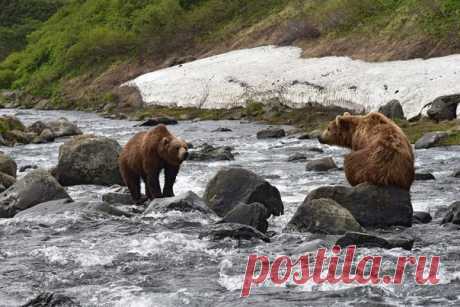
left=318, top=112, right=415, bottom=190
left=119, top=124, right=188, bottom=203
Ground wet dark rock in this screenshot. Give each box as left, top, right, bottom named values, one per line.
left=0, top=172, right=16, bottom=189
left=46, top=117, right=82, bottom=138
left=199, top=223, right=270, bottom=242
left=287, top=152, right=308, bottom=162
left=256, top=127, right=286, bottom=139
left=305, top=157, right=337, bottom=171
left=426, top=94, right=460, bottom=121
left=287, top=198, right=363, bottom=235
left=336, top=232, right=414, bottom=251
left=53, top=134, right=124, bottom=186
left=378, top=100, right=405, bottom=119
left=305, top=183, right=413, bottom=228
left=0, top=169, right=71, bottom=218
left=27, top=121, right=49, bottom=135
left=415, top=132, right=449, bottom=149
left=0, top=153, right=17, bottom=177
left=102, top=191, right=135, bottom=205
left=204, top=167, right=284, bottom=217
left=138, top=117, right=178, bottom=127
left=188, top=143, right=234, bottom=161
left=19, top=165, right=38, bottom=172
left=441, top=202, right=460, bottom=225
left=212, top=127, right=232, bottom=132
left=415, top=172, right=435, bottom=181
left=15, top=199, right=132, bottom=219
left=306, top=147, right=324, bottom=153
left=219, top=202, right=268, bottom=233
left=144, top=191, right=213, bottom=214
left=21, top=292, right=81, bottom=307
left=3, top=129, right=34, bottom=145
left=413, top=211, right=432, bottom=224
left=453, top=170, right=460, bottom=178
left=32, top=128, right=55, bottom=144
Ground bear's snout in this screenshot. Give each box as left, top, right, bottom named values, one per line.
left=182, top=151, right=189, bottom=161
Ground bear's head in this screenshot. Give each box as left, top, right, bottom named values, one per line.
left=159, top=136, right=189, bottom=166
left=318, top=112, right=359, bottom=148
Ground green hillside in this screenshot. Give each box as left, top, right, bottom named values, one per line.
left=0, top=0, right=459, bottom=109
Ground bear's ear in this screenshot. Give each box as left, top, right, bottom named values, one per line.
left=336, top=115, right=354, bottom=129
left=160, top=137, right=170, bottom=148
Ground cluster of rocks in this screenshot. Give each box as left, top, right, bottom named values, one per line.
left=0, top=116, right=82, bottom=146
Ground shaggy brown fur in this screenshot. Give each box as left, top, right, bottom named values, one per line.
left=119, top=124, right=188, bottom=202
left=318, top=112, right=415, bottom=190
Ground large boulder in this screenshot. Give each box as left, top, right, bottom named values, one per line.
left=219, top=202, right=269, bottom=233
left=0, top=153, right=17, bottom=177
left=426, top=94, right=460, bottom=121
left=305, top=183, right=413, bottom=228
left=188, top=143, right=235, bottom=161
left=287, top=198, right=363, bottom=234
left=53, top=135, right=124, bottom=186
left=204, top=167, right=284, bottom=217
left=415, top=132, right=449, bottom=149
left=144, top=191, right=213, bottom=215
left=46, top=117, right=82, bottom=138
left=378, top=100, right=405, bottom=119
left=32, top=128, right=55, bottom=144
left=256, top=128, right=286, bottom=139
left=0, top=169, right=71, bottom=218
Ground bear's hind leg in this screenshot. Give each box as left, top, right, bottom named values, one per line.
left=146, top=170, right=162, bottom=200
left=344, top=149, right=375, bottom=187
left=124, top=172, right=142, bottom=203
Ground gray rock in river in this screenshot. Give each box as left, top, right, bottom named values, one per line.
left=287, top=198, right=363, bottom=235
left=378, top=99, right=405, bottom=119
left=46, top=117, right=82, bottom=138
left=287, top=152, right=309, bottom=162
left=144, top=191, right=214, bottom=215
left=21, top=291, right=81, bottom=307
left=305, top=183, right=413, bottom=228
left=336, top=232, right=414, bottom=251
left=138, top=116, right=178, bottom=127
left=256, top=127, right=286, bottom=139
left=0, top=169, right=71, bottom=218
left=415, top=131, right=449, bottom=149
left=219, top=202, right=269, bottom=233
left=0, top=153, right=17, bottom=178
left=102, top=191, right=135, bottom=205
left=15, top=199, right=132, bottom=220
left=204, top=167, right=284, bottom=217
left=426, top=94, right=460, bottom=121
left=32, top=128, right=55, bottom=144
left=441, top=201, right=460, bottom=225
left=199, top=223, right=270, bottom=242
left=415, top=172, right=435, bottom=181
left=52, top=134, right=124, bottom=186
left=305, top=157, right=337, bottom=171
left=188, top=143, right=235, bottom=161
left=453, top=169, right=460, bottom=178
left=413, top=211, right=432, bottom=224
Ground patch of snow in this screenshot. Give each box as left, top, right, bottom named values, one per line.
left=125, top=45, right=460, bottom=119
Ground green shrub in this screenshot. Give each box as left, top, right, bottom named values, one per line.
left=0, top=69, right=14, bottom=89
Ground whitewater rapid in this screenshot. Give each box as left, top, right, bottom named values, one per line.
left=125, top=45, right=460, bottom=119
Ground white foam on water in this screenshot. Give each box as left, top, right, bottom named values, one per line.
left=125, top=45, right=460, bottom=119
left=31, top=246, right=114, bottom=267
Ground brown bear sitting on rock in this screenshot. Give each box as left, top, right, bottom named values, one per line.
left=318, top=112, right=414, bottom=190
left=119, top=124, right=188, bottom=202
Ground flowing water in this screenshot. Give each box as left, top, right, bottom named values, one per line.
left=0, top=109, right=459, bottom=306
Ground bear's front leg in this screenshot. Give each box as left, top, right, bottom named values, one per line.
left=163, top=165, right=179, bottom=197
left=146, top=171, right=162, bottom=200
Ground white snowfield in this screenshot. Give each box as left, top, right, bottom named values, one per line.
left=124, top=45, right=460, bottom=119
